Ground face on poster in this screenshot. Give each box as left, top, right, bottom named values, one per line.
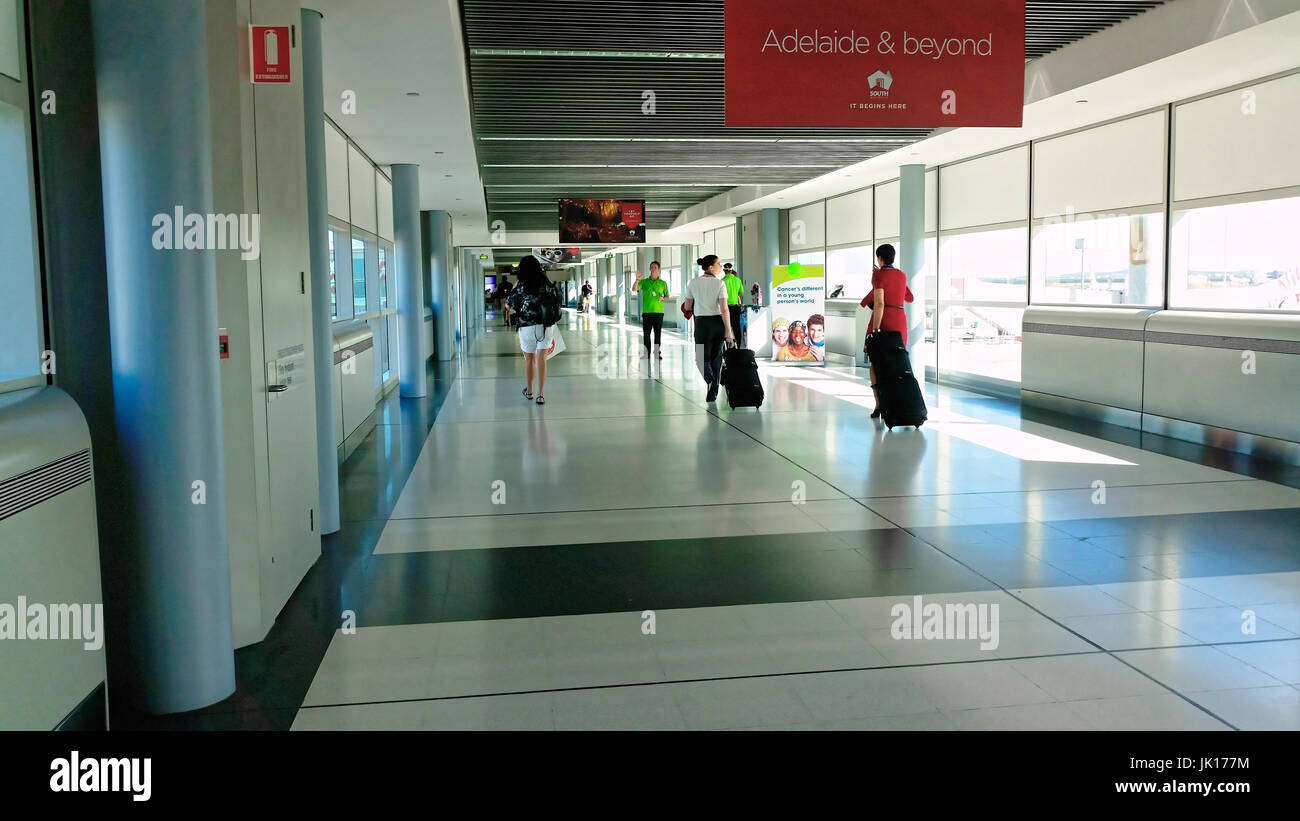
left=770, top=264, right=826, bottom=363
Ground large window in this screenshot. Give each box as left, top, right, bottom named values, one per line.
left=351, top=236, right=367, bottom=315
left=1032, top=211, right=1164, bottom=306
left=0, top=5, right=41, bottom=392
left=826, top=244, right=873, bottom=298
left=1169, top=195, right=1300, bottom=311
left=938, top=225, right=1028, bottom=384
left=378, top=244, right=389, bottom=309
left=0, top=0, right=20, bottom=81
left=939, top=226, right=1028, bottom=301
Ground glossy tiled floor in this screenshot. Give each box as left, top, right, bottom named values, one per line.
left=291, top=309, right=1300, bottom=731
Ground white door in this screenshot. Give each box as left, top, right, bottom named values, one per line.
left=252, top=0, right=320, bottom=623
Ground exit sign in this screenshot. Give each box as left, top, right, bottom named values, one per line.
left=250, top=25, right=291, bottom=83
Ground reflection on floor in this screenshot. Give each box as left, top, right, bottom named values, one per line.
left=193, top=309, right=1300, bottom=730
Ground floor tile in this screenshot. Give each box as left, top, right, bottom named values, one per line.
left=1117, top=645, right=1285, bottom=692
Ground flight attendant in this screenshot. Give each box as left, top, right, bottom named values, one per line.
left=861, top=243, right=914, bottom=418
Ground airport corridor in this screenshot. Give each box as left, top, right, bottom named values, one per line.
left=290, top=310, right=1300, bottom=731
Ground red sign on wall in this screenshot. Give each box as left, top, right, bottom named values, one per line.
left=250, top=25, right=291, bottom=83
left=724, top=0, right=1024, bottom=127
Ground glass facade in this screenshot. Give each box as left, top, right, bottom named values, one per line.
left=826, top=244, right=874, bottom=298
left=0, top=24, right=41, bottom=392
left=1169, top=196, right=1300, bottom=311
left=1032, top=211, right=1164, bottom=306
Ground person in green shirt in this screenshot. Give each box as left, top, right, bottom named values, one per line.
left=633, top=261, right=670, bottom=359
left=722, top=263, right=744, bottom=345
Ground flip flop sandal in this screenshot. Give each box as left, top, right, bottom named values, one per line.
left=523, top=387, right=533, bottom=400
left=535, top=395, right=545, bottom=405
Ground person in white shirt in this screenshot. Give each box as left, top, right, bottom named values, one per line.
left=681, top=254, right=735, bottom=402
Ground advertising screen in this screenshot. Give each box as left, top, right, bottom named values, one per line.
left=559, top=199, right=646, bottom=244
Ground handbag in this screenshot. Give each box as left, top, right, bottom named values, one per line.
left=681, top=302, right=694, bottom=320
left=544, top=327, right=566, bottom=361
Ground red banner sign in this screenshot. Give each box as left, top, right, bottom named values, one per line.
left=250, top=25, right=291, bottom=84
left=620, top=201, right=644, bottom=230
left=725, top=0, right=1024, bottom=127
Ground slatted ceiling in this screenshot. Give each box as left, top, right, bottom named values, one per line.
left=462, top=0, right=1170, bottom=229
left=465, top=1, right=1166, bottom=55
left=1025, top=1, right=1169, bottom=56
left=468, top=55, right=929, bottom=141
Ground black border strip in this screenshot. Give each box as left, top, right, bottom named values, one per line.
left=333, top=335, right=374, bottom=364
left=1024, top=322, right=1300, bottom=353
left=1022, top=323, right=1144, bottom=341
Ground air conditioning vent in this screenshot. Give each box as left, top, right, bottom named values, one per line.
left=0, top=449, right=92, bottom=522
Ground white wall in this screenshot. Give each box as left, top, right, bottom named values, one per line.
left=939, top=145, right=1030, bottom=230
left=376, top=173, right=393, bottom=240
left=788, top=201, right=825, bottom=250
left=1173, top=71, right=1300, bottom=203
left=324, top=122, right=349, bottom=223
left=1034, top=110, right=1166, bottom=218
left=348, top=143, right=377, bottom=234
left=827, top=188, right=871, bottom=246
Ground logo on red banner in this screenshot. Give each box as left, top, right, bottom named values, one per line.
left=725, top=0, right=1024, bottom=127
left=250, top=26, right=291, bottom=84
left=620, top=201, right=643, bottom=230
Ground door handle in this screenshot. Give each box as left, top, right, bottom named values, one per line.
left=268, top=384, right=289, bottom=393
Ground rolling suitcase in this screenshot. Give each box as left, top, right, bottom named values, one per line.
left=866, top=331, right=926, bottom=429
left=721, top=344, right=764, bottom=409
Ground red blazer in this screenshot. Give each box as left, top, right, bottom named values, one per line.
left=860, top=266, right=914, bottom=344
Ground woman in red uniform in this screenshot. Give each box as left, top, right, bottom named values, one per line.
left=860, top=243, right=914, bottom=419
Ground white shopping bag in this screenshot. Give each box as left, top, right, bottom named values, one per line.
left=544, top=327, right=566, bottom=360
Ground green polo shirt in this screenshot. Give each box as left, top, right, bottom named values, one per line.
left=723, top=272, right=743, bottom=305
left=638, top=277, right=669, bottom=313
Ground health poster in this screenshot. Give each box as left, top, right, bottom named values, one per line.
left=769, top=263, right=826, bottom=363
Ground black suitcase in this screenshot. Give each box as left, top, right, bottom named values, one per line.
left=721, top=345, right=764, bottom=409
left=866, top=331, right=926, bottom=429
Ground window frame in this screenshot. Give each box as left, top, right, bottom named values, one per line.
left=1165, top=187, right=1300, bottom=315
left=1028, top=207, right=1167, bottom=309
left=0, top=0, right=47, bottom=396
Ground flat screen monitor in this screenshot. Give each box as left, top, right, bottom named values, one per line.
left=558, top=199, right=646, bottom=244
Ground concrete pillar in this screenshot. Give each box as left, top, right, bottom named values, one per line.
left=299, top=8, right=339, bottom=534
left=760, top=209, right=780, bottom=304
left=899, top=164, right=926, bottom=364
left=597, top=257, right=608, bottom=314
left=753, top=210, right=782, bottom=356
left=90, top=0, right=235, bottom=713
left=734, top=217, right=746, bottom=282
left=424, top=210, right=455, bottom=361
left=391, top=164, right=427, bottom=397
left=635, top=248, right=653, bottom=319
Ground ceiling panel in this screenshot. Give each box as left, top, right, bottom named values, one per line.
left=462, top=0, right=1170, bottom=231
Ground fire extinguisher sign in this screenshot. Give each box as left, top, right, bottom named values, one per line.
left=249, top=25, right=291, bottom=83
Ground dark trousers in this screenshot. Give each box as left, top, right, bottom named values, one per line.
left=694, top=315, right=726, bottom=398
left=642, top=312, right=664, bottom=354
left=728, top=304, right=742, bottom=345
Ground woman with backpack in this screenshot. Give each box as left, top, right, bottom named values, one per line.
left=506, top=255, right=563, bottom=405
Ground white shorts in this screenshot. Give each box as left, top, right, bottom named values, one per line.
left=517, top=324, right=554, bottom=354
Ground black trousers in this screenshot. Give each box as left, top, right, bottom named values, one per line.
left=694, top=315, right=726, bottom=397
left=642, top=312, right=664, bottom=353
left=728, top=304, right=742, bottom=346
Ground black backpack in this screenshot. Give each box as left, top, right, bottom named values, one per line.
left=539, top=285, right=562, bottom=327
